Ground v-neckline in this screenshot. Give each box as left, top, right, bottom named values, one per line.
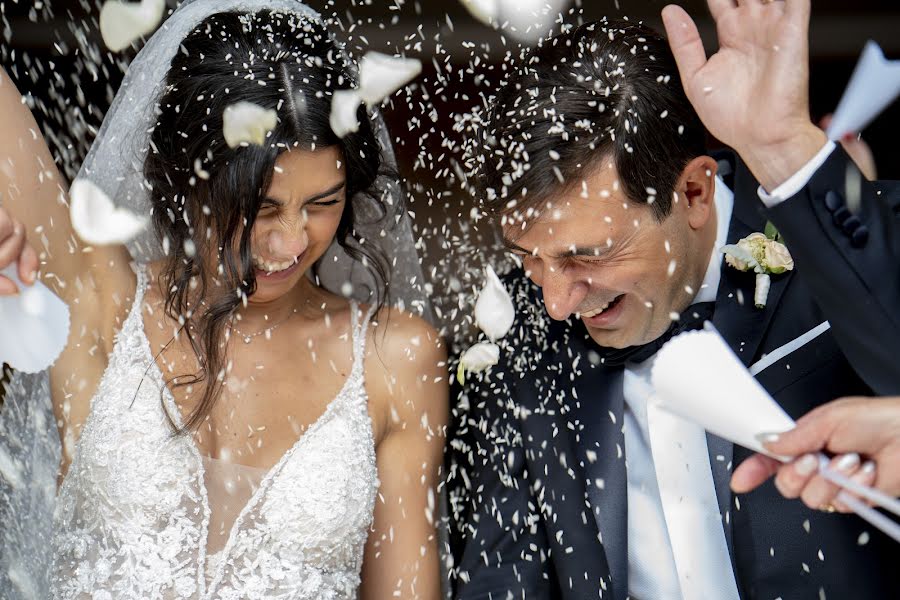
left=135, top=296, right=364, bottom=595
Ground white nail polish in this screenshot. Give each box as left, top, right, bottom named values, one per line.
left=836, top=453, right=861, bottom=471
left=795, top=454, right=819, bottom=476
left=755, top=432, right=781, bottom=445
left=861, top=461, right=876, bottom=475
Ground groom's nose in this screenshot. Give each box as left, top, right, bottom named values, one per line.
left=540, top=266, right=588, bottom=321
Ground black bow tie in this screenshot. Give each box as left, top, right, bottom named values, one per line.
left=595, top=302, right=716, bottom=367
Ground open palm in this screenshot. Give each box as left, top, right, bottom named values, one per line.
left=663, top=0, right=815, bottom=157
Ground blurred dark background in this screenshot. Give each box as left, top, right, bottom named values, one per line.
left=1, top=0, right=899, bottom=351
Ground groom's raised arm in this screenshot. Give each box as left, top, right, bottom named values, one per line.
left=663, top=0, right=900, bottom=394
left=762, top=146, right=900, bottom=394
left=451, top=374, right=557, bottom=599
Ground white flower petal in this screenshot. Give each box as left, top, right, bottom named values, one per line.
left=501, top=0, right=569, bottom=41
left=358, top=52, right=423, bottom=107
left=0, top=265, right=71, bottom=373
left=99, top=0, right=166, bottom=52
left=458, top=341, right=501, bottom=383
left=461, top=0, right=569, bottom=42
left=69, top=179, right=148, bottom=245
left=460, top=0, right=499, bottom=26
left=722, top=244, right=760, bottom=273
left=475, top=265, right=515, bottom=341
left=329, top=89, right=364, bottom=138
left=222, top=102, right=278, bottom=148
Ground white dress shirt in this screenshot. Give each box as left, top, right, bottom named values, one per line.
left=622, top=176, right=739, bottom=600
left=621, top=145, right=837, bottom=599
left=757, top=141, right=837, bottom=208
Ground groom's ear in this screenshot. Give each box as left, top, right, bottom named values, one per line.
left=676, top=155, right=718, bottom=230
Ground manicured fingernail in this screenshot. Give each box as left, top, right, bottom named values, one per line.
left=795, top=454, right=819, bottom=476
left=861, top=460, right=876, bottom=475
left=755, top=432, right=781, bottom=445
left=836, top=453, right=861, bottom=471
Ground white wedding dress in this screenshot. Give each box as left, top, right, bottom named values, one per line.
left=50, top=266, right=380, bottom=599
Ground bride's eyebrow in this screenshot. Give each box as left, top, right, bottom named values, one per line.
left=304, top=181, right=346, bottom=203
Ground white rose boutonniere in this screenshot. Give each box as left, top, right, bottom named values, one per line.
left=722, top=222, right=794, bottom=308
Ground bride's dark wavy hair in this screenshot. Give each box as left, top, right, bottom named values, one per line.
left=143, top=10, right=390, bottom=433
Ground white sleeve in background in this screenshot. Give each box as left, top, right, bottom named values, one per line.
left=757, top=141, right=836, bottom=208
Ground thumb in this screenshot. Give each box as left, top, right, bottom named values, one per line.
left=731, top=453, right=781, bottom=493
left=760, top=415, right=834, bottom=458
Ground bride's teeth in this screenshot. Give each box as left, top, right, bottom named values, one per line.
left=252, top=257, right=297, bottom=273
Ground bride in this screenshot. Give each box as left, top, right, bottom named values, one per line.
left=0, top=1, right=446, bottom=598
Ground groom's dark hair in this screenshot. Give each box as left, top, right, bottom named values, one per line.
left=477, top=18, right=707, bottom=222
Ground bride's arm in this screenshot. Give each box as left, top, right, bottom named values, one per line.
left=0, top=67, right=133, bottom=471
left=360, top=310, right=448, bottom=600
left=0, top=67, right=131, bottom=301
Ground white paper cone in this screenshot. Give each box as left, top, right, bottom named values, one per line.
left=651, top=328, right=795, bottom=456
left=826, top=41, right=900, bottom=140
left=0, top=266, right=71, bottom=373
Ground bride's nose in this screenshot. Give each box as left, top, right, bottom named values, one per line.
left=265, top=222, right=308, bottom=259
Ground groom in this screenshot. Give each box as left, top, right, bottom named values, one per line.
left=451, top=2, right=900, bottom=599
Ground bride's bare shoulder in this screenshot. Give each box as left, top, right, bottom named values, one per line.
left=363, top=304, right=447, bottom=432
left=366, top=305, right=446, bottom=373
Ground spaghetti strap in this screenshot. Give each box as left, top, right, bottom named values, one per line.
left=349, top=302, right=377, bottom=375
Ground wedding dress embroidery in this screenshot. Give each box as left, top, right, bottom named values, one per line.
left=50, top=265, right=379, bottom=599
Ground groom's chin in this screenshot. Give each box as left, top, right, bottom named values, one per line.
left=585, top=327, right=633, bottom=350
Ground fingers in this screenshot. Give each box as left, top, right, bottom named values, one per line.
left=661, top=5, right=708, bottom=84
left=706, top=0, right=736, bottom=20
left=731, top=454, right=780, bottom=493
left=17, top=241, right=38, bottom=285
left=0, top=274, right=17, bottom=295
left=0, top=209, right=37, bottom=292
left=760, top=403, right=844, bottom=457
left=772, top=453, right=819, bottom=499
left=833, top=460, right=877, bottom=513
left=0, top=217, right=27, bottom=271
left=798, top=453, right=862, bottom=511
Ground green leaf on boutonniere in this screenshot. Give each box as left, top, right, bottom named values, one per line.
left=764, top=221, right=782, bottom=242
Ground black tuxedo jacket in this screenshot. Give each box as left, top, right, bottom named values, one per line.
left=764, top=146, right=900, bottom=394
left=450, top=151, right=900, bottom=599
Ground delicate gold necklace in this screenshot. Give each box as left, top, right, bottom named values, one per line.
left=194, top=299, right=301, bottom=344
left=228, top=307, right=300, bottom=344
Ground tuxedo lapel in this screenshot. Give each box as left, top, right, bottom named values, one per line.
left=709, top=155, right=793, bottom=591
left=573, top=367, right=628, bottom=600
left=517, top=321, right=627, bottom=600
left=713, top=155, right=794, bottom=369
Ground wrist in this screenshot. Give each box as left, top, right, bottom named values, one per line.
left=736, top=124, right=829, bottom=192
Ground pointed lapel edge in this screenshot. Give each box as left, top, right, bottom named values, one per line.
left=516, top=325, right=628, bottom=600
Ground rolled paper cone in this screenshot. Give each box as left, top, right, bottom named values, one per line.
left=651, top=328, right=795, bottom=456
left=0, top=265, right=71, bottom=373
left=826, top=41, right=900, bottom=141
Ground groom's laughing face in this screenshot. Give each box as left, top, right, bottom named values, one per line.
left=502, top=158, right=715, bottom=350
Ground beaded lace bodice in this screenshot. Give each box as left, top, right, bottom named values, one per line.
left=50, top=266, right=379, bottom=599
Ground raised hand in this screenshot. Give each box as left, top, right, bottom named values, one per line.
left=0, top=206, right=39, bottom=295
left=662, top=0, right=828, bottom=190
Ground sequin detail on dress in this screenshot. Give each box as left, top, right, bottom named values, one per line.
left=50, top=265, right=379, bottom=599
